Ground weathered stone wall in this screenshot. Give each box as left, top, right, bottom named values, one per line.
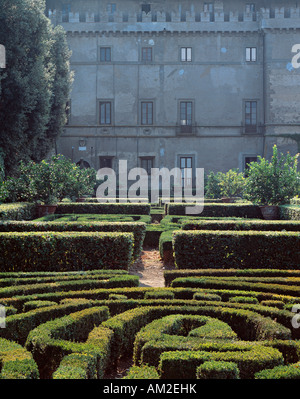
left=48, top=0, right=300, bottom=173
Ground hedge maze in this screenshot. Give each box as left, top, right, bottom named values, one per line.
left=0, top=201, right=300, bottom=380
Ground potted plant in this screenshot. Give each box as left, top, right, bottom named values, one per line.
left=218, top=169, right=246, bottom=203
left=244, top=145, right=300, bottom=219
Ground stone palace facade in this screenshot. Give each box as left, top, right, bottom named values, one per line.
left=46, top=0, right=300, bottom=186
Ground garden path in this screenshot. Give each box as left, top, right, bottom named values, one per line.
left=129, top=248, right=174, bottom=288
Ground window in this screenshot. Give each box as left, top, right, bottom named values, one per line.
left=100, top=47, right=111, bottom=62
left=180, top=156, right=193, bottom=188
left=107, top=3, right=116, bottom=13
left=181, top=47, right=192, bottom=62
left=180, top=101, right=193, bottom=127
left=141, top=4, right=151, bottom=14
left=203, top=3, right=214, bottom=12
left=246, top=3, right=256, bottom=12
left=141, top=47, right=152, bottom=62
left=62, top=4, right=71, bottom=22
left=245, top=101, right=257, bottom=132
left=99, top=157, right=113, bottom=169
left=140, top=157, right=154, bottom=174
left=99, top=102, right=112, bottom=125
left=141, top=102, right=153, bottom=125
left=246, top=47, right=257, bottom=62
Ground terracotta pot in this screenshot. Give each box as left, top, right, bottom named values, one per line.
left=36, top=204, right=57, bottom=218
left=259, top=205, right=280, bottom=220
left=221, top=197, right=235, bottom=203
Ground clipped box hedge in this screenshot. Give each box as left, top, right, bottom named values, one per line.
left=0, top=337, right=39, bottom=379
left=55, top=203, right=150, bottom=215
left=164, top=268, right=300, bottom=287
left=0, top=203, right=36, bottom=221
left=196, top=361, right=240, bottom=379
left=166, top=203, right=262, bottom=218
left=25, top=306, right=110, bottom=378
left=0, top=221, right=146, bottom=260
left=181, top=219, right=300, bottom=232
left=173, top=230, right=300, bottom=269
left=158, top=346, right=283, bottom=379
left=0, top=231, right=134, bottom=272
left=280, top=205, right=300, bottom=221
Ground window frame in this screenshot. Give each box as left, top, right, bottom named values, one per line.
left=179, top=155, right=194, bottom=188
left=99, top=156, right=114, bottom=169
left=179, top=101, right=193, bottom=127
left=141, top=47, right=153, bottom=62
left=141, top=4, right=151, bottom=14
left=141, top=101, right=154, bottom=125
left=99, top=101, right=112, bottom=125
left=99, top=47, right=112, bottom=62
left=245, top=47, right=257, bottom=62
left=140, top=157, right=154, bottom=175
left=244, top=100, right=258, bottom=133
left=180, top=47, right=192, bottom=62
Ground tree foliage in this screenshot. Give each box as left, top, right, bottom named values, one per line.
left=0, top=0, right=73, bottom=176
left=244, top=145, right=300, bottom=205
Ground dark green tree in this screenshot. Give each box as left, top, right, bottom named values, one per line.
left=0, top=0, right=72, bottom=176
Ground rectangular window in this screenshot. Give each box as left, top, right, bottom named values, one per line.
left=180, top=101, right=193, bottom=126
left=246, top=3, right=256, bottom=12
left=99, top=157, right=113, bottom=169
left=180, top=156, right=193, bottom=188
left=142, top=47, right=152, bottom=61
left=140, top=157, right=154, bottom=174
left=181, top=47, right=192, bottom=62
left=141, top=4, right=151, bottom=14
left=203, top=3, right=214, bottom=12
left=245, top=101, right=257, bottom=132
left=107, top=3, right=116, bottom=13
left=62, top=4, right=71, bottom=22
left=99, top=102, right=112, bottom=125
left=141, top=102, right=153, bottom=125
left=246, top=47, right=257, bottom=62
left=100, top=47, right=111, bottom=62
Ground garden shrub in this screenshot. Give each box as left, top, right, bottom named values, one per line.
left=0, top=338, right=39, bottom=379
left=23, top=301, right=58, bottom=312
left=260, top=300, right=285, bottom=309
left=0, top=275, right=138, bottom=299
left=0, top=231, right=134, bottom=272
left=171, top=276, right=300, bottom=297
left=255, top=362, right=300, bottom=379
left=280, top=205, right=300, bottom=221
left=164, top=268, right=300, bottom=287
left=196, top=360, right=240, bottom=379
left=181, top=219, right=300, bottom=232
left=55, top=203, right=150, bottom=215
left=228, top=296, right=259, bottom=304
left=52, top=353, right=97, bottom=379
left=0, top=203, right=36, bottom=221
left=144, top=291, right=175, bottom=300
left=123, top=365, right=159, bottom=379
left=173, top=230, right=300, bottom=269
left=159, top=230, right=174, bottom=262
left=1, top=299, right=97, bottom=344
left=158, top=346, right=283, bottom=379
left=193, top=292, right=222, bottom=301
left=25, top=306, right=110, bottom=378
left=0, top=221, right=146, bottom=260
left=166, top=203, right=261, bottom=218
